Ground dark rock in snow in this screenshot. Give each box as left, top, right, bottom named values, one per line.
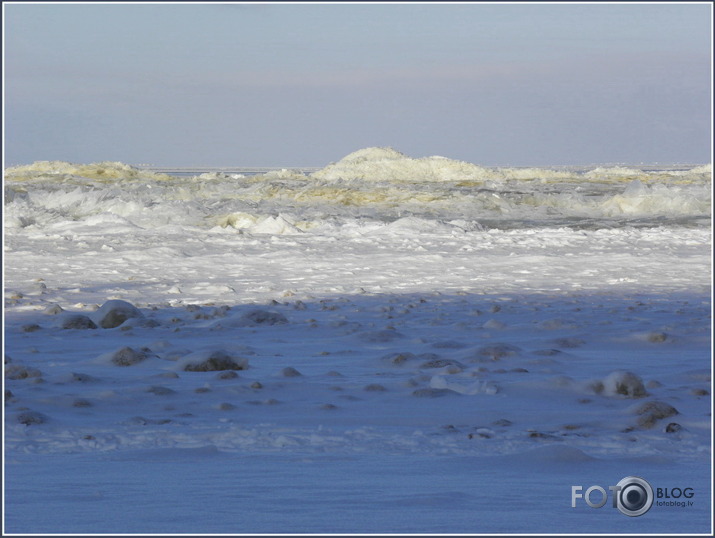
left=647, top=331, right=668, bottom=343
left=60, top=314, right=97, bottom=330
left=17, top=410, right=47, bottom=425
left=5, top=364, right=42, bottom=380
left=419, top=358, right=465, bottom=370
left=632, top=400, right=679, bottom=429
left=71, top=372, right=100, bottom=383
left=473, top=343, right=521, bottom=362
left=361, top=329, right=404, bottom=343
left=109, top=346, right=150, bottom=367
left=182, top=350, right=248, bottom=372
left=95, top=300, right=143, bottom=329
left=602, top=370, right=648, bottom=398
left=43, top=304, right=64, bottom=315
left=281, top=366, right=303, bottom=377
left=382, top=352, right=416, bottom=366
left=238, top=309, right=289, bottom=326
left=665, top=422, right=682, bottom=433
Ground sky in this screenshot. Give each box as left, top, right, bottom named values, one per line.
left=2, top=1, right=712, bottom=167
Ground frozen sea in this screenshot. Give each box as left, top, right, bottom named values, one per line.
left=3, top=147, right=713, bottom=535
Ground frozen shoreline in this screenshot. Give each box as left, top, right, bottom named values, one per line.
left=4, top=148, right=712, bottom=534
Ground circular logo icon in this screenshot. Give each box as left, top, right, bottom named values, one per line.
left=615, top=476, right=654, bottom=517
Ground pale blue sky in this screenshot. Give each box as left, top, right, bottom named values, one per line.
left=3, top=2, right=712, bottom=167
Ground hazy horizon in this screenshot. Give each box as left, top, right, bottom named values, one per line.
left=3, top=2, right=712, bottom=168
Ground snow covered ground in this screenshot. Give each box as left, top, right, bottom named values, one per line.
left=3, top=148, right=712, bottom=534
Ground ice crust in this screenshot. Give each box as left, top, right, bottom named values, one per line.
left=4, top=148, right=711, bottom=235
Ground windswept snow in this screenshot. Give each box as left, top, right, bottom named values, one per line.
left=3, top=148, right=712, bottom=534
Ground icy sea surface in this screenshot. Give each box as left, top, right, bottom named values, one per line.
left=3, top=147, right=713, bottom=534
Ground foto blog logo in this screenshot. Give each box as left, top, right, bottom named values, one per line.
left=571, top=476, right=654, bottom=517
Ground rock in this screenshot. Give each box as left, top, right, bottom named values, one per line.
left=17, top=410, right=47, bottom=425
left=281, top=366, right=302, bottom=378
left=250, top=381, right=263, bottom=389
left=60, top=314, right=97, bottom=330
left=602, top=370, right=648, bottom=398
left=217, top=370, right=239, bottom=380
left=95, top=300, right=143, bottom=328
left=43, top=304, right=64, bottom=315
left=412, top=388, right=458, bottom=398
left=631, top=400, right=679, bottom=429
left=553, top=337, right=586, bottom=348
left=382, top=352, right=416, bottom=366
left=364, top=383, right=387, bottom=392
left=108, top=346, right=149, bottom=367
left=22, top=324, right=41, bottom=333
left=238, top=309, right=288, bottom=326
left=665, top=422, right=682, bottom=433
left=71, top=372, right=100, bottom=383
left=647, top=331, right=668, bottom=343
left=181, top=350, right=248, bottom=372
left=5, top=364, right=42, bottom=380
left=419, top=358, right=465, bottom=370
left=361, top=329, right=404, bottom=343
left=473, top=343, right=521, bottom=362
left=492, top=418, right=513, bottom=427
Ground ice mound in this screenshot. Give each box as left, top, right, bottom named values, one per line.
left=429, top=375, right=499, bottom=395
left=250, top=215, right=303, bottom=235
left=218, top=213, right=304, bottom=235
left=373, top=216, right=464, bottom=236
left=585, top=166, right=644, bottom=180
left=312, top=147, right=496, bottom=183
left=600, top=180, right=711, bottom=217
left=4, top=160, right=173, bottom=182
left=687, top=163, right=711, bottom=175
